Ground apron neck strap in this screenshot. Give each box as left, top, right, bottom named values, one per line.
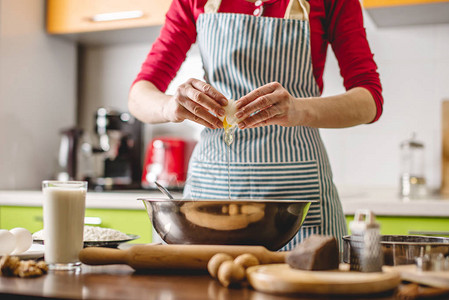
left=204, top=0, right=310, bottom=21
left=285, top=0, right=309, bottom=21
left=204, top=0, right=222, bottom=14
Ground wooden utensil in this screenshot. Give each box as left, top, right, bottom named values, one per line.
left=441, top=100, right=449, bottom=195
left=396, top=283, right=449, bottom=300
left=384, top=264, right=449, bottom=289
left=247, top=264, right=401, bottom=295
left=79, top=244, right=287, bottom=270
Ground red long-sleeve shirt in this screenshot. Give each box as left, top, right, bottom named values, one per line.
left=134, top=0, right=383, bottom=122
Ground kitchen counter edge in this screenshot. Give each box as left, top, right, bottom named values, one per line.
left=1, top=187, right=449, bottom=217
left=0, top=190, right=183, bottom=210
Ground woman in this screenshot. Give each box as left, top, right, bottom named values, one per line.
left=129, top=0, right=383, bottom=250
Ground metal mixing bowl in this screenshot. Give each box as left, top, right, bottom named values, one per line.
left=139, top=198, right=315, bottom=251
left=343, top=235, right=449, bottom=265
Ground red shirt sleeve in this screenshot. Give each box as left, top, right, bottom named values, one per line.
left=324, top=0, right=383, bottom=122
left=132, top=0, right=206, bottom=92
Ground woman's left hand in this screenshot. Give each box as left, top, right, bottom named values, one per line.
left=235, top=82, right=299, bottom=129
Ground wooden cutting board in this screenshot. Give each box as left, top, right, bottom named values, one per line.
left=384, top=264, right=449, bottom=289
left=247, top=264, right=401, bottom=295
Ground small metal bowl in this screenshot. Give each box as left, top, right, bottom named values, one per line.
left=343, top=235, right=449, bottom=266
left=139, top=198, right=315, bottom=251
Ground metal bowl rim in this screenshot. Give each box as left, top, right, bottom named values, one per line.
left=343, top=234, right=449, bottom=246
left=138, top=197, right=318, bottom=203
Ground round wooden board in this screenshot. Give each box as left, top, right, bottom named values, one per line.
left=247, top=264, right=401, bottom=295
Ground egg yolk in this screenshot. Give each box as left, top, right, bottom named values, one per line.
left=223, top=116, right=231, bottom=131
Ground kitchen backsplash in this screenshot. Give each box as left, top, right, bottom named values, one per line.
left=0, top=0, right=78, bottom=190
left=320, top=12, right=449, bottom=191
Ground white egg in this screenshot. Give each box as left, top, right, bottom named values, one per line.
left=10, top=227, right=32, bottom=255
left=0, top=229, right=16, bottom=255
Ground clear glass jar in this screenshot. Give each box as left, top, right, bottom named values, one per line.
left=399, top=133, right=427, bottom=199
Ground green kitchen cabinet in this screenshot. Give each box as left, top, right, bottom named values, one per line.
left=0, top=206, right=152, bottom=244
left=345, top=215, right=449, bottom=236
left=0, top=206, right=44, bottom=234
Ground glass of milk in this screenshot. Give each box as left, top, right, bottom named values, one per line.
left=42, top=181, right=87, bottom=271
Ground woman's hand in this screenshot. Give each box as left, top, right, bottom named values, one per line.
left=165, top=78, right=228, bottom=129
left=235, top=82, right=299, bottom=129
left=234, top=82, right=377, bottom=129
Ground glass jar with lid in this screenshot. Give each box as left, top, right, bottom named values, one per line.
left=399, top=133, right=427, bottom=199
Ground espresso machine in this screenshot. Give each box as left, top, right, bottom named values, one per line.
left=57, top=108, right=143, bottom=190
left=89, top=108, right=142, bottom=190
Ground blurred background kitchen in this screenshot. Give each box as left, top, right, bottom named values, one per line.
left=1, top=0, right=448, bottom=194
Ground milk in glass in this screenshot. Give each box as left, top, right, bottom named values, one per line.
left=42, top=181, right=86, bottom=270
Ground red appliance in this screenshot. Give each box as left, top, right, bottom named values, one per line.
left=142, top=137, right=196, bottom=190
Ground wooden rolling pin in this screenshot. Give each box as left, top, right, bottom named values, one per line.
left=79, top=244, right=288, bottom=270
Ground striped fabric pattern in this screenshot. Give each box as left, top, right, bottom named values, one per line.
left=198, top=13, right=320, bottom=100
left=185, top=7, right=347, bottom=251
left=191, top=160, right=322, bottom=226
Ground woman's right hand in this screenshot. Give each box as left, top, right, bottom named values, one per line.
left=165, top=78, right=228, bottom=129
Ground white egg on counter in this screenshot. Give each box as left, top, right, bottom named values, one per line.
left=0, top=229, right=16, bottom=255
left=10, top=227, right=33, bottom=254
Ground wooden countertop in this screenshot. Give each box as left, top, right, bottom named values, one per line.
left=0, top=264, right=399, bottom=300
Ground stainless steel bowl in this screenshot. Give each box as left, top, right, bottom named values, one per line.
left=343, top=235, right=449, bottom=266
left=139, top=198, right=315, bottom=251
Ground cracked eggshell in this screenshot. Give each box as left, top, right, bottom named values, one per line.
left=219, top=99, right=238, bottom=126
left=0, top=229, right=16, bottom=255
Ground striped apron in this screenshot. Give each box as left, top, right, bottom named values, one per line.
left=183, top=0, right=347, bottom=251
